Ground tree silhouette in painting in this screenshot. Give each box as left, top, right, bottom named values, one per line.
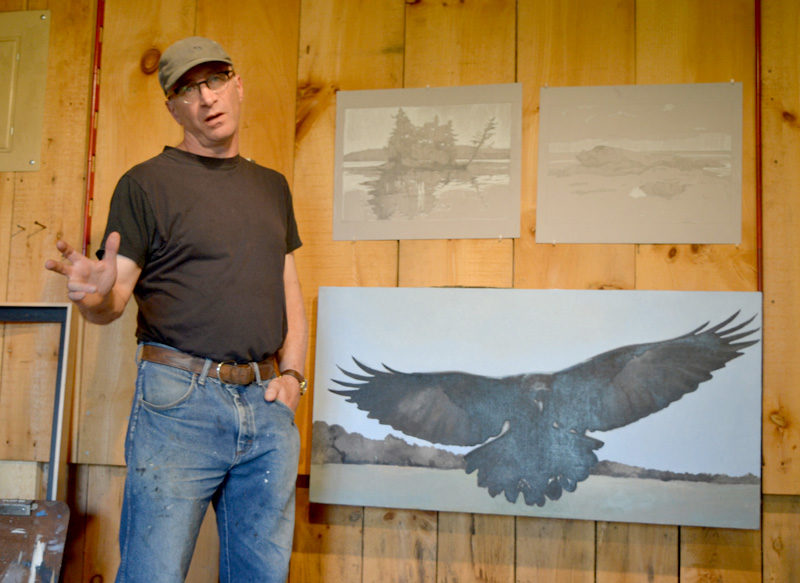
left=364, top=108, right=498, bottom=220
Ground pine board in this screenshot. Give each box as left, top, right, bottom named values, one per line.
left=0, top=0, right=92, bottom=467
left=362, top=507, right=437, bottom=583
left=515, top=517, right=594, bottom=583
left=76, top=0, right=194, bottom=466
left=436, top=512, right=514, bottom=583
left=399, top=0, right=516, bottom=289
left=762, top=494, right=800, bottom=582
left=679, top=526, right=761, bottom=583
left=760, top=0, right=800, bottom=495
left=197, top=0, right=300, bottom=180
left=290, top=486, right=364, bottom=582
left=634, top=0, right=758, bottom=291
left=595, top=522, right=677, bottom=583
left=514, top=0, right=636, bottom=291
left=293, top=0, right=405, bottom=473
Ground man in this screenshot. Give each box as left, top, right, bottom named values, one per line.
left=45, top=37, right=307, bottom=582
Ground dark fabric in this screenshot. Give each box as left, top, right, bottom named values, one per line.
left=100, top=147, right=301, bottom=362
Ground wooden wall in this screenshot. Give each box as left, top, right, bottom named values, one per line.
left=0, top=0, right=798, bottom=581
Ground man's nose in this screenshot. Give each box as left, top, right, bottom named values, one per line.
left=197, top=83, right=217, bottom=105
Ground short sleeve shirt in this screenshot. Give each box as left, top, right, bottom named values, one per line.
left=100, top=147, right=301, bottom=362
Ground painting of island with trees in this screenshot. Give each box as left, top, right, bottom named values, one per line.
left=536, top=82, right=742, bottom=244
left=333, top=84, right=521, bottom=240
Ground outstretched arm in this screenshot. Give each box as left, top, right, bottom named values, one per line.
left=45, top=231, right=141, bottom=324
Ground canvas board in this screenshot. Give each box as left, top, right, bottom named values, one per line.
left=333, top=84, right=521, bottom=240
left=310, top=287, right=762, bottom=529
left=536, top=83, right=742, bottom=243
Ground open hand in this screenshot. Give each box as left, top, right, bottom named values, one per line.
left=45, top=232, right=120, bottom=302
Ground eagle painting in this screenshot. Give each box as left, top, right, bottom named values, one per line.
left=329, top=312, right=759, bottom=508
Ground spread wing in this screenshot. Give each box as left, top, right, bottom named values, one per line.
left=547, top=312, right=759, bottom=433
left=331, top=359, right=531, bottom=446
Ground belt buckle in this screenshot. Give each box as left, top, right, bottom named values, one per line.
left=216, top=361, right=239, bottom=384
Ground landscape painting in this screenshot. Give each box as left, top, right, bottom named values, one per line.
left=333, top=84, right=521, bottom=240
left=536, top=83, right=742, bottom=244
left=310, top=287, right=762, bottom=529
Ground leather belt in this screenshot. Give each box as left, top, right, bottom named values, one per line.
left=140, top=344, right=275, bottom=386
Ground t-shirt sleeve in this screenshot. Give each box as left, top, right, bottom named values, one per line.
left=97, top=174, right=157, bottom=267
left=282, top=175, right=302, bottom=254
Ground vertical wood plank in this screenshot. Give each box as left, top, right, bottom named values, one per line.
left=0, top=172, right=13, bottom=300
left=61, top=463, right=88, bottom=583
left=290, top=487, right=364, bottom=582
left=760, top=0, right=800, bottom=495
left=679, top=526, right=761, bottom=583
left=77, top=0, right=194, bottom=466
left=399, top=0, right=516, bottom=288
left=0, top=0, right=93, bottom=468
left=515, top=517, right=594, bottom=583
left=363, top=507, right=437, bottom=583
left=0, top=323, right=59, bottom=460
left=72, top=464, right=125, bottom=582
left=516, top=0, right=636, bottom=578
left=596, top=521, right=677, bottom=583
left=294, top=0, right=404, bottom=474
left=6, top=0, right=93, bottom=304
left=762, top=495, right=800, bottom=582
left=515, top=0, right=636, bottom=291
left=196, top=0, right=300, bottom=181
left=398, top=2, right=518, bottom=580
left=436, top=512, right=514, bottom=583
left=634, top=2, right=759, bottom=579
left=634, top=0, right=758, bottom=291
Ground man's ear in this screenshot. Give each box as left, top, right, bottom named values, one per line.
left=235, top=74, right=243, bottom=103
left=165, top=98, right=181, bottom=124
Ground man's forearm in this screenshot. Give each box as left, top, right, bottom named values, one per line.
left=277, top=253, right=308, bottom=374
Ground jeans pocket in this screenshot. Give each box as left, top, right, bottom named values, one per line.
left=139, top=360, right=197, bottom=410
left=272, top=398, right=296, bottom=418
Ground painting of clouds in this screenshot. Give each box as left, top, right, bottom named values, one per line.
left=333, top=84, right=521, bottom=240
left=536, top=83, right=742, bottom=244
left=310, top=287, right=762, bottom=529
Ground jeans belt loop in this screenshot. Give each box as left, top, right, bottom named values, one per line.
left=199, top=359, right=212, bottom=386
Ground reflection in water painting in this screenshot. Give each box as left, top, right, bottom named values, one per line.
left=333, top=85, right=521, bottom=240
left=310, top=287, right=763, bottom=529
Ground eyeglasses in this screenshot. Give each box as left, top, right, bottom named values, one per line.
left=169, top=70, right=235, bottom=104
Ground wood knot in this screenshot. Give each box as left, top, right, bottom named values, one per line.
left=772, top=536, right=784, bottom=552
left=782, top=111, right=797, bottom=123
left=769, top=412, right=787, bottom=428
left=140, top=48, right=161, bottom=75
left=667, top=247, right=678, bottom=259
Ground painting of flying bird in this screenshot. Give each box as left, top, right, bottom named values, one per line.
left=330, top=313, right=759, bottom=507
left=310, top=287, right=763, bottom=528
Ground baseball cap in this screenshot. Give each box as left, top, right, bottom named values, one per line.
left=158, top=36, right=233, bottom=94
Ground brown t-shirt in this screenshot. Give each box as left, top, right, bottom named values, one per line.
left=100, top=147, right=301, bottom=362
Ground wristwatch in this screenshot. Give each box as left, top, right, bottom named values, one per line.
left=280, top=369, right=307, bottom=395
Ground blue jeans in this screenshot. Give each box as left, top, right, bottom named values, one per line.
left=116, top=345, right=300, bottom=583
